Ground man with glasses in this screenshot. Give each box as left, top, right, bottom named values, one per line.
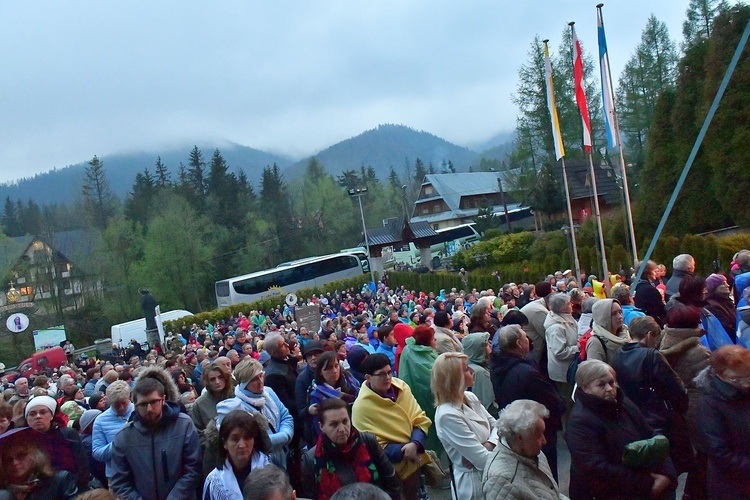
left=110, top=374, right=201, bottom=499
left=352, top=353, right=432, bottom=498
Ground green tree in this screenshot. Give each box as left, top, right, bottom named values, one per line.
left=617, top=15, right=679, bottom=168
left=136, top=194, right=215, bottom=311
left=683, top=0, right=729, bottom=48
left=187, top=146, right=207, bottom=208
left=124, top=168, right=157, bottom=227
left=154, top=156, right=170, bottom=188
left=101, top=217, right=145, bottom=319
left=81, top=155, right=116, bottom=230
left=260, top=164, right=301, bottom=262
left=1, top=197, right=19, bottom=236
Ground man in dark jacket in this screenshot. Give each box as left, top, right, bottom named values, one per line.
left=295, top=340, right=325, bottom=448
left=490, top=325, right=565, bottom=481
left=666, top=253, right=695, bottom=301
left=264, top=333, right=299, bottom=416
left=110, top=376, right=201, bottom=499
left=612, top=316, right=693, bottom=474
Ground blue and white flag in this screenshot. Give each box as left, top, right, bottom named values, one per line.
left=597, top=8, right=618, bottom=149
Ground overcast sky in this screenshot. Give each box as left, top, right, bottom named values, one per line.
left=0, top=1, right=689, bottom=183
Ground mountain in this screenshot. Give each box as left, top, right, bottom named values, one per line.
left=0, top=143, right=293, bottom=205
left=283, top=124, right=479, bottom=180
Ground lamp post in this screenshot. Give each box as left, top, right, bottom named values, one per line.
left=348, top=187, right=376, bottom=285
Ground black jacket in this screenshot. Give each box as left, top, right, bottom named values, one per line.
left=634, top=279, right=666, bottom=327
left=566, top=390, right=676, bottom=499
left=301, top=430, right=401, bottom=500
left=490, top=350, right=564, bottom=435
left=295, top=365, right=316, bottom=447
left=0, top=471, right=78, bottom=500
left=696, top=369, right=750, bottom=499
left=264, top=356, right=299, bottom=418
left=612, top=343, right=688, bottom=430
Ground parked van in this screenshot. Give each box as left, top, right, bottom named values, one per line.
left=16, top=346, right=68, bottom=379
left=110, top=309, right=193, bottom=347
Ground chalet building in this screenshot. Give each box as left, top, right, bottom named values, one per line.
left=0, top=229, right=102, bottom=311
left=409, top=172, right=532, bottom=230
left=563, top=160, right=623, bottom=224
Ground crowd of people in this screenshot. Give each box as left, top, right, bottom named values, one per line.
left=0, top=249, right=749, bottom=499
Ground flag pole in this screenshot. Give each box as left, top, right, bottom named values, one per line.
left=561, top=156, right=582, bottom=285
left=597, top=3, right=638, bottom=268
left=570, top=20, right=610, bottom=291
left=543, top=38, right=582, bottom=286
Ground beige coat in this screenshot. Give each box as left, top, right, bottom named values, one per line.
left=433, top=325, right=463, bottom=354
left=520, top=298, right=549, bottom=363
left=482, top=440, right=567, bottom=500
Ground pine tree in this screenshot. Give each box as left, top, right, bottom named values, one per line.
left=154, top=156, right=170, bottom=188
left=81, top=155, right=115, bottom=230
left=683, top=0, right=729, bottom=49
left=124, top=168, right=157, bottom=227
left=187, top=146, right=207, bottom=197
left=2, top=197, right=19, bottom=236
left=617, top=15, right=678, bottom=168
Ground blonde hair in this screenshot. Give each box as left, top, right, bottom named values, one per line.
left=234, top=358, right=264, bottom=384
left=431, top=352, right=468, bottom=406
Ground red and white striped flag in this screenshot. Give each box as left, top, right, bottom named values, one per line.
left=571, top=24, right=592, bottom=153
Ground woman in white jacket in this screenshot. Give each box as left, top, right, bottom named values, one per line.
left=431, top=352, right=498, bottom=500
left=544, top=293, right=580, bottom=405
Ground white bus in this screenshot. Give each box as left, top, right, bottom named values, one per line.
left=215, top=252, right=369, bottom=307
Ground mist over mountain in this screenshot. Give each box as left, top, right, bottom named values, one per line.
left=1, top=125, right=514, bottom=205
left=0, top=144, right=292, bottom=205
left=283, top=124, right=482, bottom=180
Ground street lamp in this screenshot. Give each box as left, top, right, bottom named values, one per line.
left=348, top=187, right=376, bottom=285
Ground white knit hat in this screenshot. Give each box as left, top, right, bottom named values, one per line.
left=25, top=395, right=57, bottom=417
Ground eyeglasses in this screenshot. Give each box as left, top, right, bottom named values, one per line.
left=371, top=370, right=393, bottom=378
left=135, top=398, right=164, bottom=409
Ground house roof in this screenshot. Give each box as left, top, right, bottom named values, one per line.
left=563, top=160, right=622, bottom=204
left=361, top=218, right=438, bottom=248
left=410, top=204, right=530, bottom=225
left=414, top=172, right=519, bottom=213
left=10, top=229, right=98, bottom=266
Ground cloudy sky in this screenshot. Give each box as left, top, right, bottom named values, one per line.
left=0, top=1, right=689, bottom=183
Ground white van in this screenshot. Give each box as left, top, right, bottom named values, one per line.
left=111, top=309, right=193, bottom=347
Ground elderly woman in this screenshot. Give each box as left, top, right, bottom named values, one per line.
left=695, top=345, right=750, bottom=499
left=704, top=273, right=737, bottom=342
left=567, top=360, right=676, bottom=499
left=587, top=299, right=631, bottom=364
left=399, top=325, right=440, bottom=454
left=232, top=359, right=294, bottom=469
left=203, top=404, right=272, bottom=499
left=0, top=429, right=78, bottom=499
left=432, top=352, right=498, bottom=500
left=302, top=398, right=401, bottom=500
left=482, top=400, right=564, bottom=499
left=308, top=352, right=360, bottom=436
left=544, top=293, right=580, bottom=404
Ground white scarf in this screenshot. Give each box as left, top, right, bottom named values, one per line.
left=202, top=454, right=269, bottom=500
left=234, top=385, right=280, bottom=432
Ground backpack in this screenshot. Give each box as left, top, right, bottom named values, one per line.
left=566, top=329, right=606, bottom=385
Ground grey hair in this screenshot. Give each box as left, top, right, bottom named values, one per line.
left=477, top=296, right=495, bottom=309
left=496, top=325, right=524, bottom=351
left=547, top=293, right=570, bottom=314
left=243, top=464, right=293, bottom=500
left=58, top=375, right=75, bottom=391
left=495, top=399, right=550, bottom=440
left=106, top=380, right=132, bottom=402
left=581, top=297, right=598, bottom=314
left=575, top=359, right=615, bottom=389
left=672, top=254, right=694, bottom=271
left=330, top=482, right=391, bottom=500
left=611, top=285, right=632, bottom=305
left=263, top=333, right=285, bottom=357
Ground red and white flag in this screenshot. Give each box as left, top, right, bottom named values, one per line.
left=571, top=24, right=592, bottom=153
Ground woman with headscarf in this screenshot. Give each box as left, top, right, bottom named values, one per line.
left=567, top=360, right=677, bottom=499
left=586, top=299, right=631, bottom=364
left=704, top=273, right=737, bottom=343
left=462, top=332, right=497, bottom=417
left=232, top=359, right=294, bottom=469
left=399, top=325, right=440, bottom=454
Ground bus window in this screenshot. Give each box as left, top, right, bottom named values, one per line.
left=216, top=281, right=230, bottom=297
